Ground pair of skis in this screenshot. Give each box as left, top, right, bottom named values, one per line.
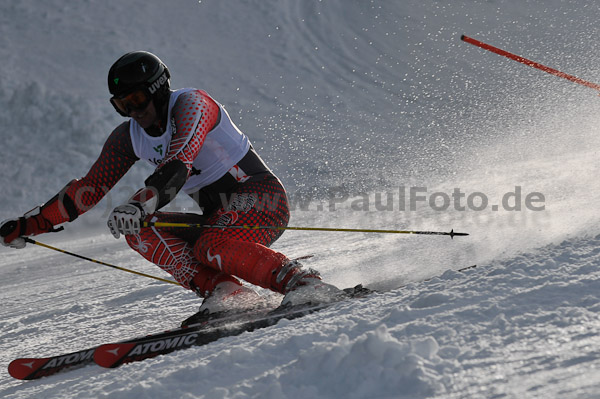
left=8, top=285, right=372, bottom=380
left=9, top=265, right=477, bottom=381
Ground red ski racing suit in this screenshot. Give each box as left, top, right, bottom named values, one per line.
left=11, top=89, right=298, bottom=296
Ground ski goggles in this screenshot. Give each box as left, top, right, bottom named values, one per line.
left=110, top=89, right=152, bottom=116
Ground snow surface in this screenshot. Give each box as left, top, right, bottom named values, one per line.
left=2, top=0, right=600, bottom=398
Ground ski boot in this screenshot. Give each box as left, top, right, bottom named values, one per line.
left=278, top=260, right=347, bottom=308
left=182, top=281, right=263, bottom=327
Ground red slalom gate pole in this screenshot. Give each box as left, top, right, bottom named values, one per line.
left=461, top=34, right=600, bottom=91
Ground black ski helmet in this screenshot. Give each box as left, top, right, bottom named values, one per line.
left=108, top=51, right=171, bottom=116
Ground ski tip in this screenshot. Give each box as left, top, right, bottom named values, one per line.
left=8, top=358, right=49, bottom=380
left=460, top=34, right=466, bottom=41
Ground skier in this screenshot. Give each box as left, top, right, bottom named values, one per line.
left=0, top=51, right=344, bottom=325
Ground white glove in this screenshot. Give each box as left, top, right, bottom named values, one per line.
left=107, top=203, right=146, bottom=239
left=0, top=219, right=27, bottom=249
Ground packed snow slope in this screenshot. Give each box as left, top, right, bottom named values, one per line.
left=1, top=0, right=600, bottom=398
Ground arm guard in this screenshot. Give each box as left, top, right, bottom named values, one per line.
left=135, top=159, right=188, bottom=212
left=41, top=179, right=80, bottom=224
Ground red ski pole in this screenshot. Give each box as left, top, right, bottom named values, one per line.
left=461, top=34, right=600, bottom=91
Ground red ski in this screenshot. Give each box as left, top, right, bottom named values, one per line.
left=8, top=347, right=96, bottom=380
left=94, top=285, right=372, bottom=368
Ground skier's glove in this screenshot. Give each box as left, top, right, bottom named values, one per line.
left=107, top=203, right=146, bottom=239
left=0, top=207, right=62, bottom=249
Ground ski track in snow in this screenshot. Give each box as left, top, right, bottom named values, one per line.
left=2, top=0, right=600, bottom=397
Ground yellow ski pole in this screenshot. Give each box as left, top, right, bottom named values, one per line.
left=143, top=222, right=469, bottom=239
left=24, top=238, right=181, bottom=286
